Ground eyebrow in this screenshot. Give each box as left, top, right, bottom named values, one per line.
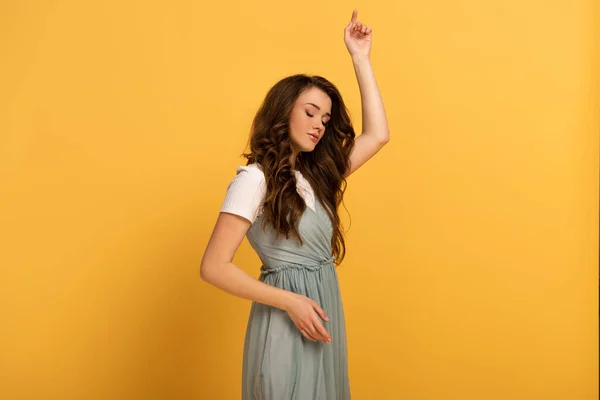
left=304, top=103, right=331, bottom=117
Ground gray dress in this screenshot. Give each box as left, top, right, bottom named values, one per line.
left=241, top=195, right=351, bottom=399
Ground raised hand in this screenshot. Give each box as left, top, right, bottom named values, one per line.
left=344, top=9, right=372, bottom=58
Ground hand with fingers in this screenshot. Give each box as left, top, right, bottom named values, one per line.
left=344, top=9, right=372, bottom=59
left=284, top=293, right=332, bottom=343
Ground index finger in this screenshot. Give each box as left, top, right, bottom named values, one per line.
left=350, top=9, right=358, bottom=23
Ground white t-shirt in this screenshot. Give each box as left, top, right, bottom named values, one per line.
left=220, top=163, right=316, bottom=224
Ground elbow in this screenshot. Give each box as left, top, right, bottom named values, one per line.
left=371, top=130, right=389, bottom=146
left=200, top=268, right=215, bottom=285
left=200, top=260, right=214, bottom=283
left=199, top=264, right=209, bottom=282
left=200, top=258, right=228, bottom=284
left=380, top=131, right=390, bottom=145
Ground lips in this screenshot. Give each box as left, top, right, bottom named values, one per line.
left=308, top=133, right=319, bottom=140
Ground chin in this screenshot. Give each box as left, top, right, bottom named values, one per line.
left=292, top=139, right=316, bottom=153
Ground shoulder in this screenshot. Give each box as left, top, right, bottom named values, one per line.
left=223, top=163, right=267, bottom=197
left=220, top=163, right=267, bottom=224
left=229, top=163, right=266, bottom=190
left=235, top=163, right=266, bottom=181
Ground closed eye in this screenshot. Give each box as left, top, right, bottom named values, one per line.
left=306, top=112, right=329, bottom=126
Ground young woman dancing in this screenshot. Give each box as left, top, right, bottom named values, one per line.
left=201, top=9, right=389, bottom=399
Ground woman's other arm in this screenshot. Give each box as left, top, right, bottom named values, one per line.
left=200, top=212, right=293, bottom=310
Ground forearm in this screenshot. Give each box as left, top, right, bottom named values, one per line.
left=351, top=54, right=390, bottom=142
left=201, top=262, right=294, bottom=311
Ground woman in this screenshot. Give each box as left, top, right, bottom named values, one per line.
left=200, top=9, right=389, bottom=399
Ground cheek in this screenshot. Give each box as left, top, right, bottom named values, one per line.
left=290, top=114, right=307, bottom=133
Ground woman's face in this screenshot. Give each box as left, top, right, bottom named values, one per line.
left=288, top=87, right=332, bottom=156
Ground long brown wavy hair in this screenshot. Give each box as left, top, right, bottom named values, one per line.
left=241, top=74, right=356, bottom=265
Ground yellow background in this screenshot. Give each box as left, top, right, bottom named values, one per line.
left=1, top=1, right=598, bottom=399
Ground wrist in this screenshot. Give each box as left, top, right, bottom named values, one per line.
left=279, top=290, right=297, bottom=311
left=351, top=53, right=370, bottom=63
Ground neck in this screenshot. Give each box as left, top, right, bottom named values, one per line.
left=290, top=150, right=298, bottom=170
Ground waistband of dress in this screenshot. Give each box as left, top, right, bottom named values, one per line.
left=260, top=255, right=336, bottom=276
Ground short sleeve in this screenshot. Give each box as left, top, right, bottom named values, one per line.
left=219, top=164, right=266, bottom=224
